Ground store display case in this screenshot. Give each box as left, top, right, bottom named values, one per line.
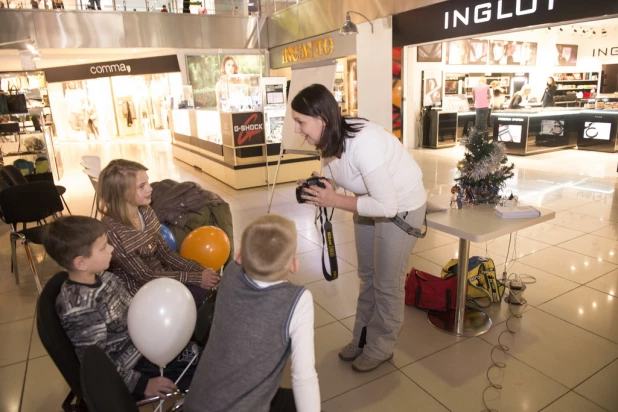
left=1, top=70, right=62, bottom=180
left=577, top=108, right=618, bottom=153
left=492, top=108, right=580, bottom=155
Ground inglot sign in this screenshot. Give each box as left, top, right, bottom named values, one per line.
left=393, top=0, right=618, bottom=47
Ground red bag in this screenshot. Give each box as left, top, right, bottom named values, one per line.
left=405, top=268, right=458, bottom=312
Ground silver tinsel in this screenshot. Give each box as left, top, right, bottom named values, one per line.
left=467, top=143, right=507, bottom=181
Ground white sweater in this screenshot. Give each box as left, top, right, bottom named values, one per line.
left=323, top=121, right=426, bottom=217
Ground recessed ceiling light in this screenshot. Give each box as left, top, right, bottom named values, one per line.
left=132, top=49, right=138, bottom=53
left=77, top=59, right=85, bottom=62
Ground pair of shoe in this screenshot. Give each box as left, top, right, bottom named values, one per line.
left=338, top=343, right=393, bottom=373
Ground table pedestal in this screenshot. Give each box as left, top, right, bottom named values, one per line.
left=427, top=238, right=492, bottom=337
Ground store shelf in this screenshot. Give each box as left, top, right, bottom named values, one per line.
left=556, top=79, right=598, bottom=83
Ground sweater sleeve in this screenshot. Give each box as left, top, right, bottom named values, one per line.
left=288, top=290, right=320, bottom=412
left=356, top=163, right=399, bottom=218
left=107, top=229, right=203, bottom=288
left=59, top=303, right=143, bottom=392
left=154, top=232, right=205, bottom=274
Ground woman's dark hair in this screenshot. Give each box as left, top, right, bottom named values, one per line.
left=291, top=83, right=365, bottom=158
left=547, top=76, right=556, bottom=86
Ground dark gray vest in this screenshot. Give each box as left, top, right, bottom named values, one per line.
left=185, top=261, right=304, bottom=412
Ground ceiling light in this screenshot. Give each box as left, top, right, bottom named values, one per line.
left=573, top=28, right=578, bottom=33
left=559, top=27, right=563, bottom=32
left=340, top=11, right=374, bottom=35
left=602, top=29, right=607, bottom=36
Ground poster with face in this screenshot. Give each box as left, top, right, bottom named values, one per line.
left=555, top=45, right=578, bottom=66
left=490, top=41, right=537, bottom=66
left=447, top=40, right=471, bottom=65
left=417, top=43, right=442, bottom=62
left=186, top=54, right=264, bottom=109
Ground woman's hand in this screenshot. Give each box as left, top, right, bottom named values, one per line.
left=301, top=179, right=338, bottom=208
left=200, top=268, right=220, bottom=290
left=145, top=376, right=177, bottom=398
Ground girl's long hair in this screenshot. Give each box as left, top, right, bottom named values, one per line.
left=291, top=83, right=365, bottom=158
left=97, top=159, right=148, bottom=228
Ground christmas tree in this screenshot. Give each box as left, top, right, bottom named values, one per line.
left=454, top=127, right=515, bottom=205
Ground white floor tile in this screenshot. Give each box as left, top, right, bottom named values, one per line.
left=586, top=269, right=618, bottom=297
left=20, top=356, right=70, bottom=412
left=322, top=371, right=448, bottom=411
left=559, top=234, right=618, bottom=265
left=401, top=338, right=568, bottom=412
left=574, top=359, right=618, bottom=412
left=591, top=222, right=618, bottom=241
left=517, top=222, right=585, bottom=246
left=551, top=211, right=611, bottom=233
left=304, top=271, right=360, bottom=320
left=0, top=318, right=33, bottom=368
left=480, top=308, right=618, bottom=388
left=517, top=247, right=617, bottom=284
left=0, top=362, right=26, bottom=412
left=541, top=392, right=608, bottom=412
left=290, top=248, right=355, bottom=286
left=539, top=287, right=618, bottom=343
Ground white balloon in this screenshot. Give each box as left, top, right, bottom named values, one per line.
left=128, top=278, right=197, bottom=368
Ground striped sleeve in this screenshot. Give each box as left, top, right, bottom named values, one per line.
left=107, top=229, right=202, bottom=289
left=57, top=298, right=143, bottom=392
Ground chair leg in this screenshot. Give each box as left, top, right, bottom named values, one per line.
left=61, top=195, right=72, bottom=215
left=10, top=235, right=18, bottom=282
left=21, top=237, right=42, bottom=294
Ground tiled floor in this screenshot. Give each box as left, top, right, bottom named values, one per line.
left=1, top=141, right=617, bottom=411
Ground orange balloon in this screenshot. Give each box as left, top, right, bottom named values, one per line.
left=180, top=226, right=231, bottom=271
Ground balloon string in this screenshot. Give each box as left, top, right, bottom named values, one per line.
left=153, top=367, right=165, bottom=412
left=174, top=352, right=199, bottom=385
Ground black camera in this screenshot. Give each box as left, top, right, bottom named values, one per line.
left=296, top=176, right=326, bottom=203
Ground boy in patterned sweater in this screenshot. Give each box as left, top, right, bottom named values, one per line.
left=43, top=216, right=197, bottom=399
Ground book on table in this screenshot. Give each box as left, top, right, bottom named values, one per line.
left=494, top=205, right=541, bottom=219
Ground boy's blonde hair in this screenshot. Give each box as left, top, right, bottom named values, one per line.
left=240, top=214, right=297, bottom=279
left=97, top=159, right=148, bottom=228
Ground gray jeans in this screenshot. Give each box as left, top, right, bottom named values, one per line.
left=351, top=203, right=426, bottom=360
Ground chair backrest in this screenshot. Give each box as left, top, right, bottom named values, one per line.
left=0, top=181, right=63, bottom=225
left=81, top=346, right=139, bottom=412
left=81, top=156, right=101, bottom=174
left=37, top=272, right=84, bottom=400
left=13, top=159, right=35, bottom=176
left=0, top=164, right=28, bottom=186
left=83, top=169, right=99, bottom=191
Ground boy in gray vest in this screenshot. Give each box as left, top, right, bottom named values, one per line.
left=185, top=214, right=320, bottom=412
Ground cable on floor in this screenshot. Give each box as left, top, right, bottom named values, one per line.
left=481, top=232, right=536, bottom=412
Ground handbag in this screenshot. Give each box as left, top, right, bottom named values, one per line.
left=6, top=86, right=28, bottom=114
left=441, top=256, right=505, bottom=308
left=0, top=93, right=8, bottom=115
left=405, top=268, right=457, bottom=312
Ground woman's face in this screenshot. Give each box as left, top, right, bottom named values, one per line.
left=130, top=171, right=153, bottom=207
left=292, top=110, right=325, bottom=146
left=492, top=43, right=504, bottom=61
left=547, top=77, right=552, bottom=85
left=224, top=59, right=236, bottom=76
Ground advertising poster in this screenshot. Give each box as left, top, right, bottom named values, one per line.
left=497, top=124, right=522, bottom=143
left=490, top=41, right=537, bottom=66
left=417, top=43, right=442, bottom=62
left=447, top=39, right=487, bottom=65
left=540, top=120, right=564, bottom=136
left=422, top=70, right=442, bottom=106
left=583, top=122, right=611, bottom=140
left=187, top=54, right=264, bottom=109
left=555, top=45, right=578, bottom=66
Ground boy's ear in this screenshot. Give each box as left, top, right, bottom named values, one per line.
left=73, top=255, right=88, bottom=272
left=234, top=249, right=241, bottom=264
left=289, top=257, right=299, bottom=274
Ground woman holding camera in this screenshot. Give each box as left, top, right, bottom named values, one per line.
left=293, top=84, right=426, bottom=373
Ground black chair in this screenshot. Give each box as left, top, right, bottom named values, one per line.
left=1, top=164, right=72, bottom=214
left=0, top=181, right=64, bottom=293
left=39, top=272, right=182, bottom=412
left=81, top=346, right=140, bottom=412
left=37, top=272, right=87, bottom=411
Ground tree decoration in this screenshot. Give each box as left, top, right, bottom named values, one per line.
left=455, top=127, right=515, bottom=205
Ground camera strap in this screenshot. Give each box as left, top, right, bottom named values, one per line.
left=318, top=207, right=339, bottom=281
left=390, top=211, right=428, bottom=238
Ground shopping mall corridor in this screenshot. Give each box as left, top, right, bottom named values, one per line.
left=1, top=141, right=617, bottom=411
